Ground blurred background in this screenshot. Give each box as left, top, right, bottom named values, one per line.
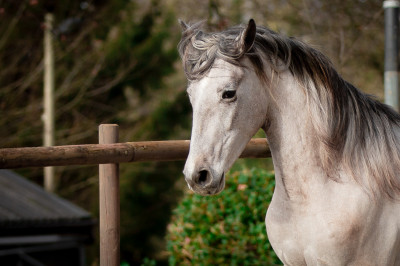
left=0, top=0, right=385, bottom=265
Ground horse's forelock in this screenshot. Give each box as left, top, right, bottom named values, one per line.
left=179, top=23, right=262, bottom=81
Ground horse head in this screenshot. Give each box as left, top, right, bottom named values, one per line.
left=180, top=19, right=269, bottom=195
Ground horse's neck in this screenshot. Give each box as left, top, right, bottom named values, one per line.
left=263, top=73, right=332, bottom=201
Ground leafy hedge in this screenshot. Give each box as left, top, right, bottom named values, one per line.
left=167, top=168, right=282, bottom=265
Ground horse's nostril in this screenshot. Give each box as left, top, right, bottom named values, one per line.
left=197, top=170, right=208, bottom=186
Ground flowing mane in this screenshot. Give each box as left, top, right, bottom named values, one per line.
left=179, top=21, right=400, bottom=198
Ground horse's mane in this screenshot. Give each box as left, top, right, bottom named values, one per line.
left=179, top=22, right=400, bottom=199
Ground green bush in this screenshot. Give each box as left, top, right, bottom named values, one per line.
left=167, top=168, right=282, bottom=265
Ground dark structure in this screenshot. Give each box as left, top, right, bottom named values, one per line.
left=0, top=170, right=95, bottom=266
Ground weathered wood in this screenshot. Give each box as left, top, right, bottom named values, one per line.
left=0, top=138, right=270, bottom=169
left=99, top=124, right=120, bottom=266
left=238, top=138, right=271, bottom=158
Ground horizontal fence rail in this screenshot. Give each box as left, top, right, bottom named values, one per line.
left=0, top=138, right=271, bottom=169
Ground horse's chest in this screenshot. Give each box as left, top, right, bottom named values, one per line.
left=265, top=195, right=366, bottom=265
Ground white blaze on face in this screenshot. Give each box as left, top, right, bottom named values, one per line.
left=183, top=59, right=269, bottom=195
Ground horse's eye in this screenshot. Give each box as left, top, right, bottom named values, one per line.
left=222, top=90, right=236, bottom=99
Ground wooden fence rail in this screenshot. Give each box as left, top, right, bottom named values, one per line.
left=0, top=138, right=270, bottom=169
left=0, top=124, right=271, bottom=266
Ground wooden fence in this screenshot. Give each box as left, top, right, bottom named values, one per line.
left=0, top=124, right=271, bottom=266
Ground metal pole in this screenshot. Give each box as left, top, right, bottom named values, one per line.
left=99, top=124, right=120, bottom=266
left=43, top=13, right=56, bottom=192
left=384, top=0, right=400, bottom=111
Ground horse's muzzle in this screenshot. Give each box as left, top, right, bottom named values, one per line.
left=184, top=168, right=225, bottom=195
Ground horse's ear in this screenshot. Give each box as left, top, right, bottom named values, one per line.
left=239, top=19, right=256, bottom=53
left=179, top=19, right=189, bottom=32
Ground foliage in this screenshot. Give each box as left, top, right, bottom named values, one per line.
left=167, top=168, right=282, bottom=265
left=141, top=257, right=157, bottom=266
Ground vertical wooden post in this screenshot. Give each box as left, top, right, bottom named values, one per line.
left=43, top=13, right=56, bottom=192
left=99, top=124, right=120, bottom=266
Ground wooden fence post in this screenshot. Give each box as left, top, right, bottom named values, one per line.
left=99, top=124, right=120, bottom=266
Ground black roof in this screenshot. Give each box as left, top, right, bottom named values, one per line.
left=0, top=170, right=93, bottom=229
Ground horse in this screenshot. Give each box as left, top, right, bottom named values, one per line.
left=179, top=19, right=400, bottom=265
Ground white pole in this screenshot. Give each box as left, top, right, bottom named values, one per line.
left=383, top=0, right=400, bottom=111
left=43, top=13, right=56, bottom=192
